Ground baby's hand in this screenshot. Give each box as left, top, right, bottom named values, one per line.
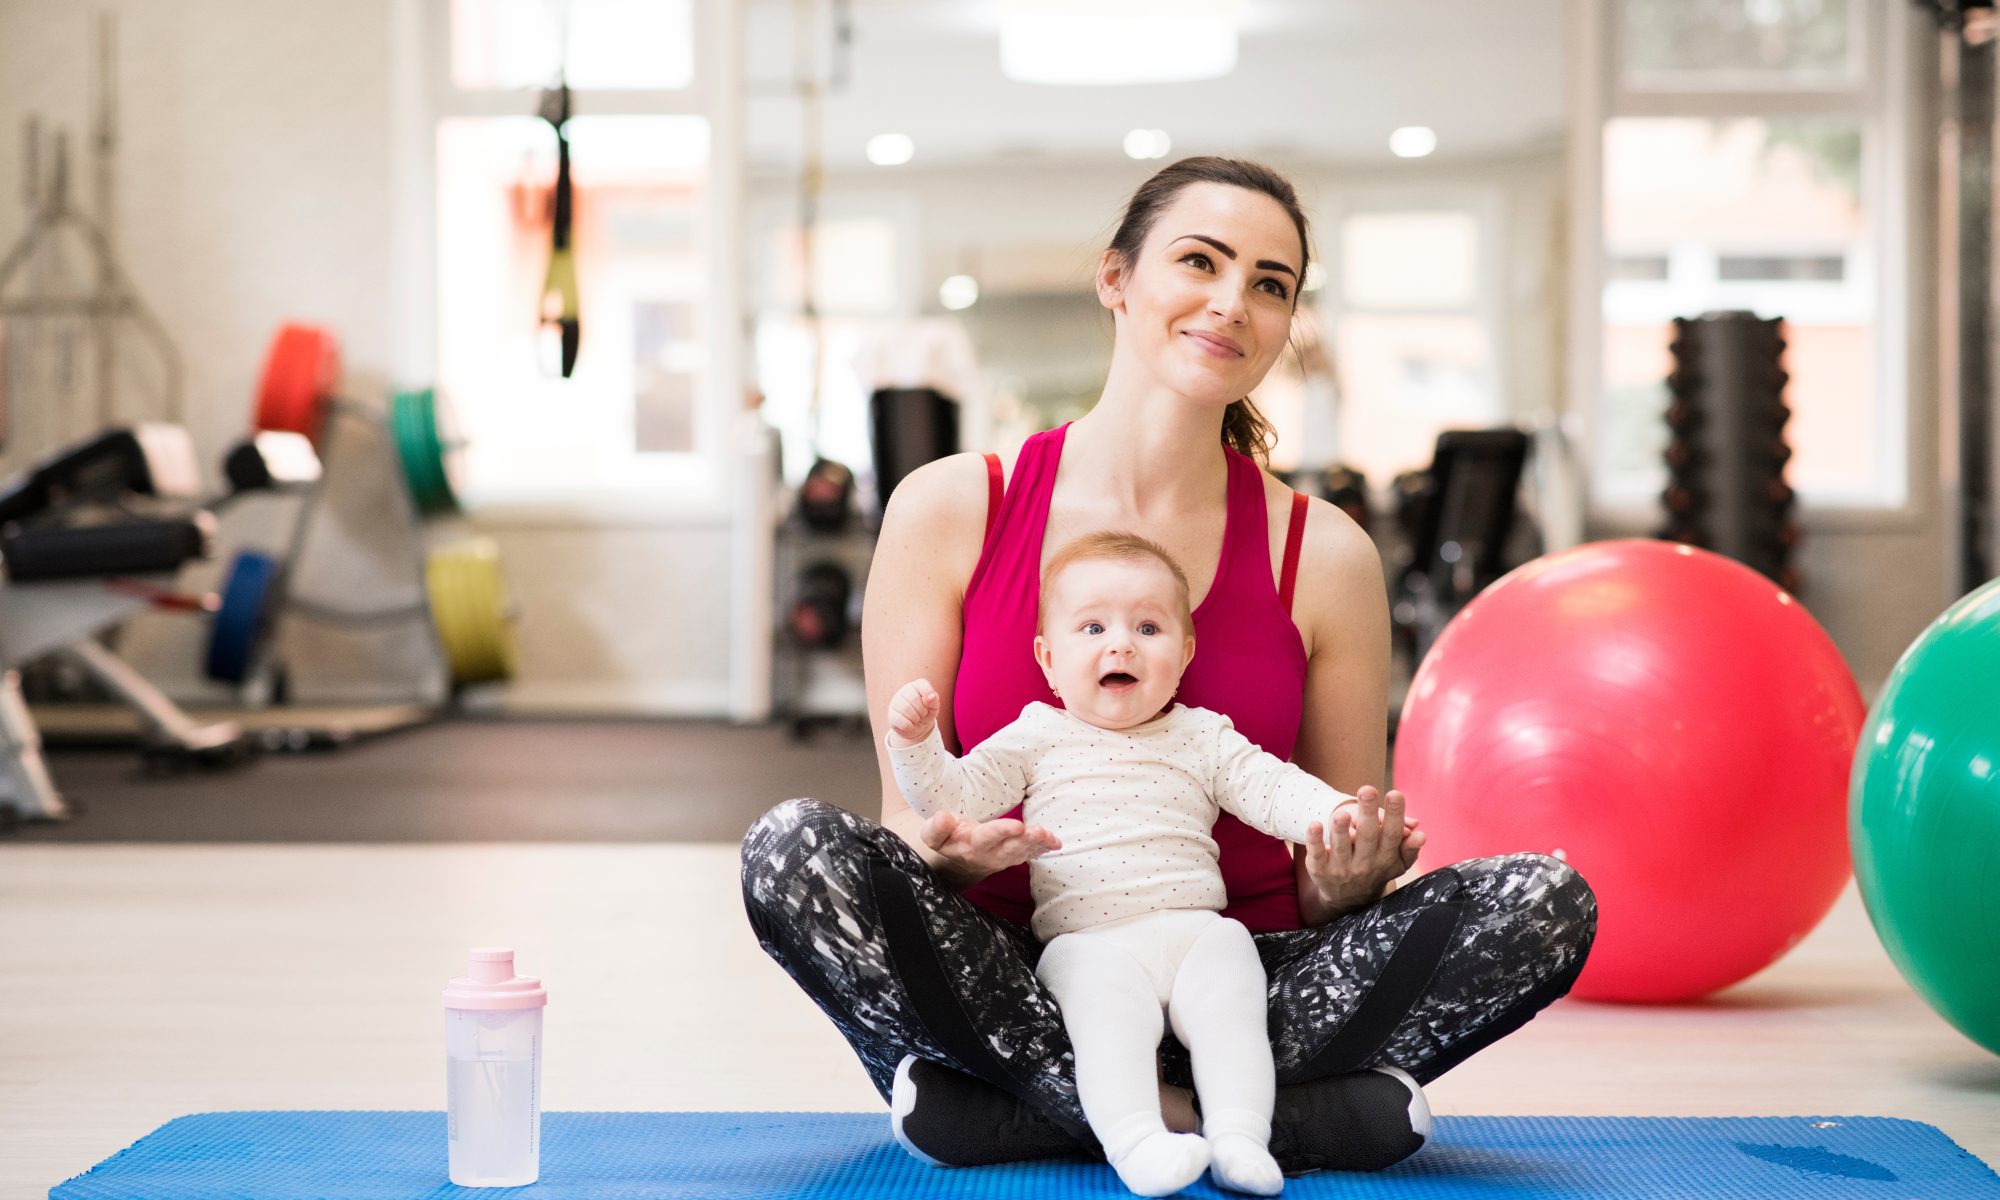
left=887, top=678, right=942, bottom=747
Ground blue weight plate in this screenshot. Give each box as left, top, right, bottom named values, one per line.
left=204, top=551, right=281, bottom=684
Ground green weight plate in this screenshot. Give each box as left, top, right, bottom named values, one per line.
left=392, top=390, right=459, bottom=516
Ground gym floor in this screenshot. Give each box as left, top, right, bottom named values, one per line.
left=2, top=720, right=1997, bottom=1195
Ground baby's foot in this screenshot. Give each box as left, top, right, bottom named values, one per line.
left=1208, top=1134, right=1284, bottom=1195
left=1110, top=1130, right=1211, bottom=1197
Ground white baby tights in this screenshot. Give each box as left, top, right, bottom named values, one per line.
left=1035, top=909, right=1281, bottom=1197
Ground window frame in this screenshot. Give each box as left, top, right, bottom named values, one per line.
left=1570, top=0, right=1924, bottom=529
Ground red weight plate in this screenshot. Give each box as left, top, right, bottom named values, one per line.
left=254, top=324, right=340, bottom=439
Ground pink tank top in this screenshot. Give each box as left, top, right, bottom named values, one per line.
left=953, top=422, right=1313, bottom=933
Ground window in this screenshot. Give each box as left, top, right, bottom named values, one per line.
left=438, top=115, right=709, bottom=490
left=451, top=0, right=695, bottom=89
left=1618, top=0, right=1861, bottom=87
left=1259, top=205, right=1501, bottom=485
left=1581, top=0, right=1907, bottom=511
left=1600, top=116, right=1876, bottom=501
left=428, top=0, right=738, bottom=507
left=745, top=200, right=918, bottom=487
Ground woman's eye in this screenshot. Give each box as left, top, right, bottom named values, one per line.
left=1083, top=622, right=1104, bottom=635
left=1180, top=252, right=1213, bottom=271
left=1259, top=279, right=1292, bottom=300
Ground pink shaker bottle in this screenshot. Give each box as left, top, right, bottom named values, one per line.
left=443, top=948, right=547, bottom=1186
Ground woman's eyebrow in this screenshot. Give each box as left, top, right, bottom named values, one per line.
left=1173, top=234, right=1297, bottom=280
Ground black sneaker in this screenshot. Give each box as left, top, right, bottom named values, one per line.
left=890, top=1055, right=1091, bottom=1166
left=1269, top=1066, right=1432, bottom=1174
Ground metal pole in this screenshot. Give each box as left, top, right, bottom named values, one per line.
left=93, top=11, right=118, bottom=427
left=1960, top=25, right=1995, bottom=589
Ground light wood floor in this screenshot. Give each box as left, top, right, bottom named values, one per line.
left=4, top=844, right=1997, bottom=1198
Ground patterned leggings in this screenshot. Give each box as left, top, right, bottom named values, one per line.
left=740, top=798, right=1597, bottom=1149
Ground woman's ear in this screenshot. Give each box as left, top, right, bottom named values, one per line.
left=1095, top=249, right=1128, bottom=309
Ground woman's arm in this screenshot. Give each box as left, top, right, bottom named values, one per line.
left=1284, top=495, right=1414, bottom=924
left=863, top=453, right=1059, bottom=887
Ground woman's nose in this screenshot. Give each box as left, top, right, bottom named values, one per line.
left=1209, top=282, right=1249, bottom=323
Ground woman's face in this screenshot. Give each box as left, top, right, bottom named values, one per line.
left=1099, top=182, right=1303, bottom=408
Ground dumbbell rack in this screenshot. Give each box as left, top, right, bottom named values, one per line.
left=1657, top=311, right=1801, bottom=594
left=770, top=504, right=874, bottom=740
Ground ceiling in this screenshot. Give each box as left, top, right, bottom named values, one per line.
left=743, top=0, right=1568, bottom=170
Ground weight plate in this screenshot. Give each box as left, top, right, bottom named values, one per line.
left=392, top=389, right=461, bottom=515
left=427, top=540, right=517, bottom=686
left=204, top=550, right=282, bottom=684
left=254, top=325, right=339, bottom=441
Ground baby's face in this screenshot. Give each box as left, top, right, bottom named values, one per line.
left=1034, top=558, right=1195, bottom=731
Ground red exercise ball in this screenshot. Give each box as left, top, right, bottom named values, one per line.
left=1395, top=539, right=1863, bottom=1003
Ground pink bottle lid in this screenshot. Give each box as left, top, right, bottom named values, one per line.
left=442, top=947, right=548, bottom=1011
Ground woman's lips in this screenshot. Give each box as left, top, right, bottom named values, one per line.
left=1184, top=330, right=1244, bottom=358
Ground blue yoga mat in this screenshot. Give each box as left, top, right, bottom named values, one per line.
left=49, top=1111, right=2000, bottom=1199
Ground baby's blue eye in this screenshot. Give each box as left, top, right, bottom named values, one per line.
left=1083, top=622, right=1104, bottom=635
left=1140, top=622, right=1160, bottom=635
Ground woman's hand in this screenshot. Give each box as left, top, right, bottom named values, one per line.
left=1301, top=786, right=1424, bottom=919
left=920, top=810, right=1062, bottom=887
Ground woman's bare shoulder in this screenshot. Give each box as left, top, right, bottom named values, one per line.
left=875, top=451, right=1006, bottom=593
left=1258, top=471, right=1379, bottom=576
left=1261, top=473, right=1386, bottom=654
left=882, top=451, right=999, bottom=534
left=1298, top=493, right=1381, bottom=580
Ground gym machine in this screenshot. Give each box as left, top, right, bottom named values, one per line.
left=0, top=425, right=259, bottom=824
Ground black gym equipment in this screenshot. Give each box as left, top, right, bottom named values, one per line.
left=773, top=445, right=874, bottom=739
left=869, top=386, right=959, bottom=521
left=1926, top=0, right=2000, bottom=591
left=536, top=76, right=580, bottom=378
left=795, top=458, right=856, bottom=533
left=1388, top=428, right=1532, bottom=667
left=786, top=561, right=854, bottom=648
left=1655, top=312, right=1802, bottom=595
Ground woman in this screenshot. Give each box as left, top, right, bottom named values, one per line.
left=741, top=157, right=1597, bottom=1174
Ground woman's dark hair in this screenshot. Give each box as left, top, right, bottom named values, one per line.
left=1106, top=156, right=1311, bottom=467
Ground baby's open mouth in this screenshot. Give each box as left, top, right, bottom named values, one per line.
left=1099, top=672, right=1138, bottom=688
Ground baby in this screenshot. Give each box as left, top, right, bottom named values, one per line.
left=886, top=530, right=1420, bottom=1197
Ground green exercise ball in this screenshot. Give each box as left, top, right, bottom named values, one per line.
left=1851, top=576, right=2000, bottom=1055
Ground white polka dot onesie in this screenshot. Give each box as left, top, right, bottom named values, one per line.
left=888, top=700, right=1356, bottom=942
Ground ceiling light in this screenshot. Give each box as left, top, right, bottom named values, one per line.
left=1123, top=129, right=1172, bottom=160
left=1389, top=126, right=1437, bottom=159
left=939, top=274, right=980, bottom=311
left=1001, top=0, right=1240, bottom=85
left=866, top=134, right=914, bottom=166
